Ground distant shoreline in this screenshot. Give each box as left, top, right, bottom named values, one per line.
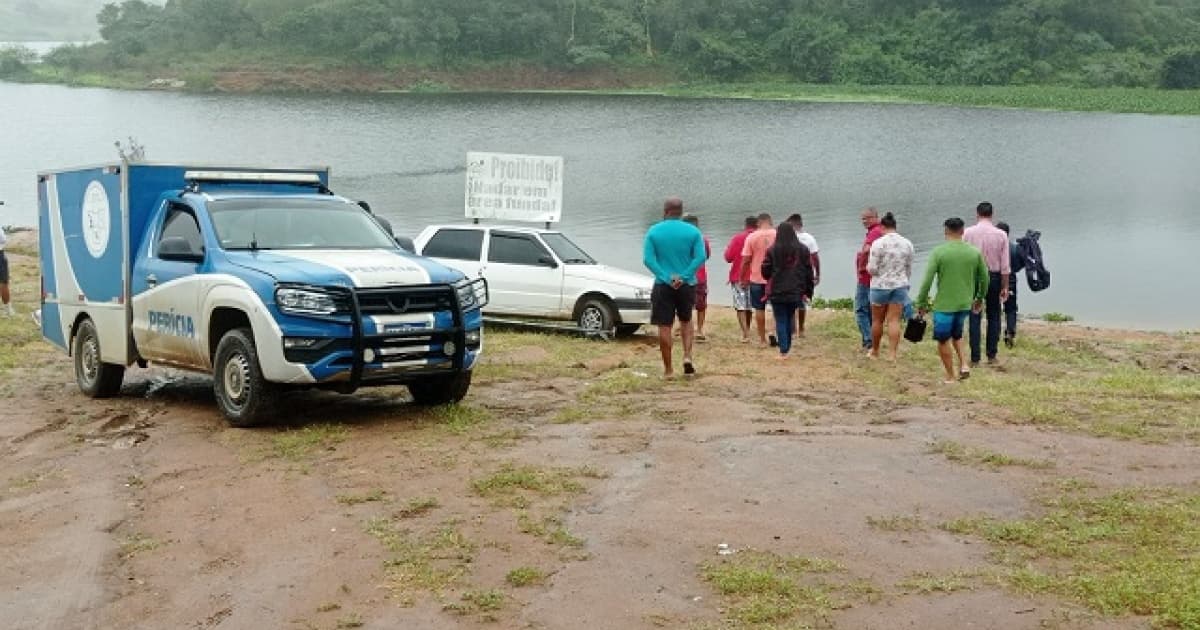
left=5, top=62, right=1200, bottom=116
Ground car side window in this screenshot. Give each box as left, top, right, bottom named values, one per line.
left=423, top=229, right=484, bottom=261
left=159, top=205, right=204, bottom=255
left=488, top=232, right=551, bottom=266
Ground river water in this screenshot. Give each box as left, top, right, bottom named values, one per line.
left=1, top=81, right=1196, bottom=330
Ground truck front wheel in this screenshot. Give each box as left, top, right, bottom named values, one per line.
left=73, top=318, right=125, bottom=398
left=213, top=328, right=275, bottom=427
left=408, top=372, right=472, bottom=406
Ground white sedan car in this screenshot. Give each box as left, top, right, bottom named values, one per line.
left=414, top=225, right=653, bottom=336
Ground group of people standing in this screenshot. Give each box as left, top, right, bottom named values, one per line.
left=642, top=197, right=1025, bottom=382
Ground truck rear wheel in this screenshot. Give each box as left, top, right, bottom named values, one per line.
left=213, top=328, right=275, bottom=427
left=73, top=318, right=125, bottom=398
left=408, top=371, right=472, bottom=406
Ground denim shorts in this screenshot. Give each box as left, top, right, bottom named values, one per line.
left=748, top=283, right=769, bottom=311
left=932, top=310, right=970, bottom=342
left=869, top=286, right=909, bottom=306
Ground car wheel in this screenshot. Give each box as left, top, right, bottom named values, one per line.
left=213, top=327, right=275, bottom=427
left=408, top=371, right=472, bottom=405
left=73, top=317, right=125, bottom=398
left=577, top=298, right=615, bottom=333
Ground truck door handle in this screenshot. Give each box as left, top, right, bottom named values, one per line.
left=146, top=274, right=157, bottom=288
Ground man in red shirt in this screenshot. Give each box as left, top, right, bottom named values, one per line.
left=723, top=216, right=758, bottom=342
left=854, top=207, right=883, bottom=351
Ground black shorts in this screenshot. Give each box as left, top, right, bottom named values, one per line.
left=650, top=283, right=696, bottom=326
left=0, top=251, right=8, bottom=284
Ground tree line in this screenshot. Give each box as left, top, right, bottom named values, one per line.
left=23, top=0, right=1200, bottom=88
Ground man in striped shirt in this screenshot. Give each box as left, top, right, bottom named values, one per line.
left=963, top=202, right=1011, bottom=366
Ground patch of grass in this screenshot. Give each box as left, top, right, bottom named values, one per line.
left=445, top=589, right=505, bottom=615
left=365, top=518, right=476, bottom=604
left=120, top=533, right=163, bottom=559
left=929, top=440, right=1055, bottom=470
left=427, top=404, right=491, bottom=435
left=471, top=463, right=597, bottom=506
left=942, top=485, right=1200, bottom=628
left=810, top=296, right=855, bottom=311
left=701, top=551, right=859, bottom=629
left=1042, top=312, right=1076, bottom=323
left=316, top=602, right=341, bottom=613
left=336, top=489, right=388, bottom=505
left=268, top=424, right=349, bottom=461
left=517, top=511, right=586, bottom=548
left=335, top=613, right=364, bottom=628
left=396, top=497, right=439, bottom=518
left=866, top=514, right=927, bottom=533
left=897, top=571, right=979, bottom=595
left=506, top=566, right=548, bottom=587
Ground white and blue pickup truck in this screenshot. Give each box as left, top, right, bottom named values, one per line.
left=37, top=162, right=487, bottom=426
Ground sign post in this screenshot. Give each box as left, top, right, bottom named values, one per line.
left=465, top=152, right=563, bottom=226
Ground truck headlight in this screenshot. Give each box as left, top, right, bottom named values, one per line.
left=454, top=278, right=489, bottom=311
left=276, top=287, right=339, bottom=316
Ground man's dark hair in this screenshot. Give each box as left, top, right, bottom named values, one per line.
left=757, top=213, right=772, bottom=224
left=744, top=216, right=758, bottom=229
left=357, top=200, right=373, bottom=213
left=944, top=217, right=965, bottom=233
left=996, top=221, right=1010, bottom=235
left=881, top=212, right=897, bottom=229
left=786, top=213, right=803, bottom=226
left=976, top=202, right=994, bottom=218
left=664, top=197, right=684, bottom=217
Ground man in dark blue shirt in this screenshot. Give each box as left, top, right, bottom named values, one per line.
left=644, top=197, right=706, bottom=377
left=997, top=222, right=1026, bottom=348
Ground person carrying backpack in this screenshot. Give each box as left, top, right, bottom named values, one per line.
left=996, top=222, right=1025, bottom=347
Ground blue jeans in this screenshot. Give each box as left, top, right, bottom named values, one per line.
left=772, top=301, right=798, bottom=354
left=854, top=284, right=872, bottom=348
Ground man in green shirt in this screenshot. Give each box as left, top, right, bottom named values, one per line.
left=916, top=218, right=990, bottom=383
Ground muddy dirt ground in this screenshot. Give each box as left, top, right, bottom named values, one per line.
left=2, top=238, right=1198, bottom=630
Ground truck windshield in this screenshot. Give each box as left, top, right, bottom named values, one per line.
left=541, top=233, right=596, bottom=265
left=209, top=198, right=396, bottom=250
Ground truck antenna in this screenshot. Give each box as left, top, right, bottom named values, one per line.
left=250, top=232, right=259, bottom=251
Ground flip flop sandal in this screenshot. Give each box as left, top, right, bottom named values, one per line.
left=683, top=360, right=696, bottom=376
left=959, top=370, right=971, bottom=381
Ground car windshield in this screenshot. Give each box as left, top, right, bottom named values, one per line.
left=541, top=232, right=595, bottom=264
left=209, top=198, right=396, bottom=250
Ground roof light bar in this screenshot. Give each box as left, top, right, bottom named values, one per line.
left=184, top=171, right=322, bottom=185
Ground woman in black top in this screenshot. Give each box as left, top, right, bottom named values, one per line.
left=762, top=222, right=815, bottom=359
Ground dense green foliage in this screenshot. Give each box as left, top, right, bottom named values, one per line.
left=9, top=0, right=1200, bottom=90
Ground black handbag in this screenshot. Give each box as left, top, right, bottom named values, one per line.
left=904, top=316, right=927, bottom=343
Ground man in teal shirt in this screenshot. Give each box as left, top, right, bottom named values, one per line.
left=916, top=217, right=989, bottom=384
left=643, top=197, right=707, bottom=377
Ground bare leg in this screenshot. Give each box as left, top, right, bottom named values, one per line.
left=952, top=338, right=967, bottom=377
left=795, top=308, right=806, bottom=337
left=755, top=310, right=767, bottom=344
left=869, top=304, right=886, bottom=357
left=737, top=310, right=752, bottom=341
left=937, top=340, right=955, bottom=382
left=1, top=283, right=10, bottom=314
left=657, top=325, right=674, bottom=377
left=886, top=303, right=903, bottom=361
left=696, top=309, right=706, bottom=337
left=681, top=319, right=695, bottom=366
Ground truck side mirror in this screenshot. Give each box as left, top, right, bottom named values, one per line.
left=538, top=255, right=559, bottom=268
left=159, top=236, right=204, bottom=263
left=394, top=236, right=416, bottom=253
